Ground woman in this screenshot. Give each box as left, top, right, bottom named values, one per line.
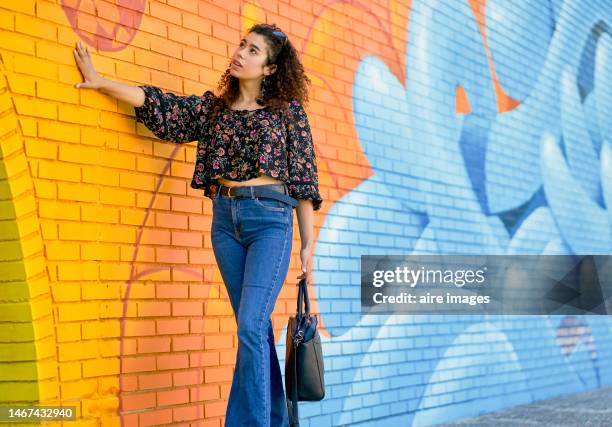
left=74, top=23, right=322, bottom=427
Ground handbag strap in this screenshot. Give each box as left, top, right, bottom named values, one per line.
left=296, top=278, right=310, bottom=322
left=289, top=278, right=308, bottom=426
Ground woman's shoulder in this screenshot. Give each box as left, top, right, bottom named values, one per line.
left=287, top=98, right=304, bottom=110
left=284, top=98, right=309, bottom=124
left=203, top=90, right=218, bottom=101
left=201, top=90, right=224, bottom=115
left=281, top=98, right=306, bottom=121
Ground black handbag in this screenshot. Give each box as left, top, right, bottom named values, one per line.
left=285, top=278, right=325, bottom=427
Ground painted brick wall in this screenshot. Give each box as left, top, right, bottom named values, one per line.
left=1, top=0, right=611, bottom=426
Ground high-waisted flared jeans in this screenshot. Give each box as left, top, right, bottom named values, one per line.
left=211, top=186, right=293, bottom=427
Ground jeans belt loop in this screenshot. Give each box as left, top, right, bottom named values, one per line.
left=250, top=186, right=254, bottom=199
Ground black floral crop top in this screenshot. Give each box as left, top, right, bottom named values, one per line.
left=133, top=85, right=323, bottom=211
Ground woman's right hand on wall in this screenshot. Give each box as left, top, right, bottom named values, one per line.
left=71, top=41, right=146, bottom=107
left=73, top=41, right=103, bottom=90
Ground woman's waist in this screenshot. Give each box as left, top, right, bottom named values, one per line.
left=215, top=179, right=297, bottom=208
left=216, top=173, right=285, bottom=188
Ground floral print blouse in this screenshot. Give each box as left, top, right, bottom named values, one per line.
left=133, top=85, right=323, bottom=211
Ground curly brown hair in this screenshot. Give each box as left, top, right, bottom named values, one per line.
left=208, top=23, right=312, bottom=120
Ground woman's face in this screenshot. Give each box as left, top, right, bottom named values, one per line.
left=230, top=32, right=276, bottom=80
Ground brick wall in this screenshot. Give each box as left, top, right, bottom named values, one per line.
left=1, top=0, right=611, bottom=426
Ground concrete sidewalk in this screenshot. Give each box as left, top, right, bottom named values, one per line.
left=435, top=386, right=612, bottom=426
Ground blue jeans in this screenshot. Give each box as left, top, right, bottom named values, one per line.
left=211, top=185, right=293, bottom=427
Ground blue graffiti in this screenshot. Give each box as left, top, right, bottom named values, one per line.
left=277, top=0, right=612, bottom=425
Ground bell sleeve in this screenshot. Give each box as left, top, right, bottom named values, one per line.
left=134, top=85, right=215, bottom=143
left=285, top=100, right=323, bottom=211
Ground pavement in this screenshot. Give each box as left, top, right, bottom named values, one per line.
left=434, top=386, right=612, bottom=426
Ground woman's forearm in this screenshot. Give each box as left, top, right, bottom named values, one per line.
left=97, top=77, right=146, bottom=107
left=296, top=199, right=315, bottom=249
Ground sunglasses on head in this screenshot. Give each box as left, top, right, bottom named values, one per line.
left=272, top=30, right=288, bottom=46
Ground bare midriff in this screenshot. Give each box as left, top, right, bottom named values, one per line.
left=217, top=173, right=285, bottom=187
